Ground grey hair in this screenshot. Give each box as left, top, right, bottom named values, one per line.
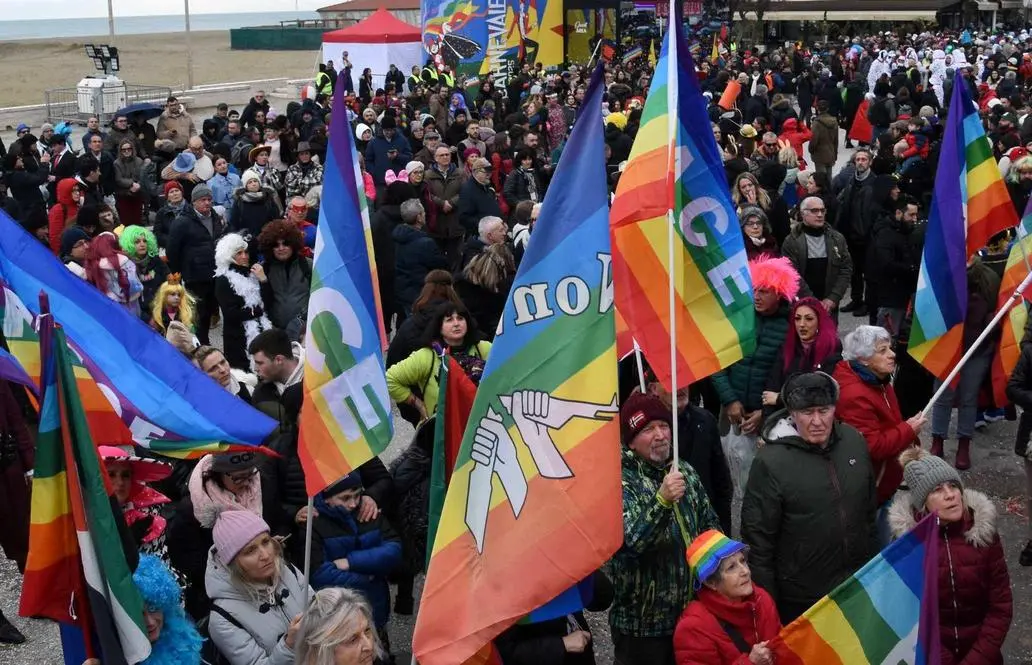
left=478, top=215, right=504, bottom=240
left=295, top=588, right=384, bottom=665
left=400, top=199, right=425, bottom=225
left=842, top=325, right=892, bottom=361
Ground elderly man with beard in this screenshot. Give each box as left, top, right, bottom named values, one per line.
left=605, top=392, right=719, bottom=665
left=742, top=372, right=877, bottom=623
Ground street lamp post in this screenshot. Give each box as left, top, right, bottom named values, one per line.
left=107, top=0, right=115, bottom=37
left=185, top=0, right=195, bottom=90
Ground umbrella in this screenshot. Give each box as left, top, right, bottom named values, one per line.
left=115, top=102, right=164, bottom=121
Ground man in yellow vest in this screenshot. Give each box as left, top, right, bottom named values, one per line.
left=315, top=64, right=333, bottom=98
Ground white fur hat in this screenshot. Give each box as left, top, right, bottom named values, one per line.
left=214, top=233, right=248, bottom=271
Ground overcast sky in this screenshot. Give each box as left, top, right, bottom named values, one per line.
left=5, top=0, right=328, bottom=20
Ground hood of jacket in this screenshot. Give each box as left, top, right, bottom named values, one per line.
left=814, top=114, right=838, bottom=130
left=760, top=410, right=839, bottom=454
left=393, top=223, right=428, bottom=245
left=55, top=178, right=80, bottom=207
left=782, top=117, right=800, bottom=132
left=888, top=489, right=997, bottom=548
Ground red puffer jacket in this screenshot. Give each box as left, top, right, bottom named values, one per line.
left=832, top=360, right=918, bottom=504
left=888, top=489, right=1013, bottom=665
left=673, top=585, right=781, bottom=665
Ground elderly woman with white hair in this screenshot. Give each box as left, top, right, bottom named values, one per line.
left=295, top=588, right=384, bottom=665
left=213, top=233, right=273, bottom=370
left=833, top=325, right=926, bottom=544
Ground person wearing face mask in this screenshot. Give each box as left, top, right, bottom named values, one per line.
left=742, top=371, right=877, bottom=623
left=738, top=206, right=779, bottom=260
left=889, top=449, right=1012, bottom=665
left=673, top=531, right=781, bottom=665
left=606, top=391, right=719, bottom=665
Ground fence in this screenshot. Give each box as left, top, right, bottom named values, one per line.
left=44, top=83, right=173, bottom=126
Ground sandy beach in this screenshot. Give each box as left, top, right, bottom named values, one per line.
left=0, top=31, right=321, bottom=108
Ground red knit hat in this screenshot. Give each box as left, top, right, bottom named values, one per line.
left=163, top=181, right=183, bottom=197
left=620, top=392, right=671, bottom=445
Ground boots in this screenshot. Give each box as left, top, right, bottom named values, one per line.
left=0, top=609, right=25, bottom=645
left=955, top=437, right=971, bottom=470
left=930, top=436, right=944, bottom=458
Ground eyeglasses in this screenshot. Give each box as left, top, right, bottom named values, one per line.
left=743, top=220, right=763, bottom=227
left=804, top=208, right=826, bottom=214
left=226, top=468, right=258, bottom=483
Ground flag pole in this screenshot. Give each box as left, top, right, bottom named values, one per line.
left=665, top=0, right=680, bottom=468
left=302, top=495, right=315, bottom=607
left=633, top=340, right=647, bottom=393
left=922, top=268, right=1032, bottom=417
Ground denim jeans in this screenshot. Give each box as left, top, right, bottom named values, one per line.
left=931, top=345, right=993, bottom=439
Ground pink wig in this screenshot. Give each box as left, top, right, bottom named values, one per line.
left=749, top=255, right=800, bottom=302
left=782, top=296, right=839, bottom=372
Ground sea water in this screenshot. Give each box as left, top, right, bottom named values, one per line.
left=0, top=11, right=322, bottom=41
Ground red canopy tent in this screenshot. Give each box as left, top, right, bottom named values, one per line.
left=322, top=8, right=423, bottom=89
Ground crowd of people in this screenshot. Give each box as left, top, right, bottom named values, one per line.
left=0, top=21, right=1029, bottom=665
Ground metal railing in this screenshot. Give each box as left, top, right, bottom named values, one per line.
left=44, top=83, right=173, bottom=126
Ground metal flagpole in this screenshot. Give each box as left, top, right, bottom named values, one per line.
left=665, top=0, right=679, bottom=468
left=585, top=38, right=604, bottom=74
left=301, top=496, right=315, bottom=607
left=107, top=0, right=115, bottom=38
left=184, top=0, right=195, bottom=91
left=922, top=269, right=1032, bottom=417
left=634, top=339, right=647, bottom=393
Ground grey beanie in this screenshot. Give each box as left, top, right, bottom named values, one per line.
left=191, top=184, right=213, bottom=202
left=782, top=371, right=840, bottom=411
left=901, top=447, right=963, bottom=511
left=739, top=205, right=769, bottom=228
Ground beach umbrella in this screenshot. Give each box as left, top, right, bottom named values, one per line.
left=115, top=102, right=163, bottom=121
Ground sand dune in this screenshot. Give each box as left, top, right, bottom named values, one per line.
left=0, top=31, right=321, bottom=108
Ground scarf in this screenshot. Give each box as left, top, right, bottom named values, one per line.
left=433, top=341, right=486, bottom=385
left=214, top=264, right=272, bottom=357
left=849, top=360, right=890, bottom=385
left=240, top=189, right=268, bottom=203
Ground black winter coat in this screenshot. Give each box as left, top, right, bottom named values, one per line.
left=742, top=412, right=878, bottom=622
left=371, top=204, right=403, bottom=323
left=229, top=188, right=279, bottom=259
left=502, top=167, right=542, bottom=209
left=6, top=166, right=50, bottom=213
left=675, top=405, right=734, bottom=534
left=153, top=202, right=187, bottom=249
left=457, top=178, right=502, bottom=235
left=742, top=94, right=770, bottom=125
left=262, top=255, right=312, bottom=331
left=454, top=274, right=509, bottom=341
left=866, top=216, right=924, bottom=308
left=1006, top=338, right=1032, bottom=457
left=213, top=264, right=269, bottom=370
left=393, top=224, right=448, bottom=314
left=166, top=206, right=227, bottom=283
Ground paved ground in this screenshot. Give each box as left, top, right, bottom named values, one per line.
left=2, top=131, right=1032, bottom=664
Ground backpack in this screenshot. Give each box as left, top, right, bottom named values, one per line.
left=867, top=98, right=891, bottom=127
left=230, top=140, right=252, bottom=168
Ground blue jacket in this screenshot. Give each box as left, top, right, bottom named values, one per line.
left=310, top=494, right=402, bottom=628
left=364, top=134, right=412, bottom=185
left=207, top=171, right=242, bottom=223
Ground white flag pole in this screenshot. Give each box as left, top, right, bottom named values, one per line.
left=301, top=495, right=315, bottom=607
left=922, top=269, right=1032, bottom=417
left=665, top=0, right=680, bottom=468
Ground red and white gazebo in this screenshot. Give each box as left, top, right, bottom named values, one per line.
left=321, top=8, right=423, bottom=91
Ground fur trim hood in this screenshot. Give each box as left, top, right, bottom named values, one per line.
left=188, top=454, right=263, bottom=529
left=888, top=488, right=998, bottom=548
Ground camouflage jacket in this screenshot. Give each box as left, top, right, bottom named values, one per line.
left=605, top=448, right=720, bottom=637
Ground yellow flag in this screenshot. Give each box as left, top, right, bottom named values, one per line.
left=648, top=39, right=657, bottom=67
left=711, top=37, right=720, bottom=63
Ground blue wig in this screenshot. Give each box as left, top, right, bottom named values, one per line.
left=133, top=555, right=204, bottom=665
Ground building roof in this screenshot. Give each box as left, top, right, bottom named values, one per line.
left=318, top=0, right=419, bottom=12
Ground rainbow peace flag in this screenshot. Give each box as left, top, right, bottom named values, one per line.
left=412, top=67, right=622, bottom=665
left=610, top=12, right=754, bottom=392
left=771, top=514, right=940, bottom=664
left=0, top=215, right=276, bottom=451
left=21, top=315, right=150, bottom=664
left=909, top=77, right=1017, bottom=378
left=992, top=205, right=1032, bottom=405
left=297, top=81, right=393, bottom=495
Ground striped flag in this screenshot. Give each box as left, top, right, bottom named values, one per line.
left=298, top=81, right=393, bottom=495
left=610, top=7, right=755, bottom=391
left=992, top=206, right=1032, bottom=405
left=20, top=314, right=150, bottom=665
left=771, top=514, right=940, bottom=664
left=909, top=76, right=1018, bottom=378
left=0, top=215, right=277, bottom=451
left=412, top=65, right=622, bottom=665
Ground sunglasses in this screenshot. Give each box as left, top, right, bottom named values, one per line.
left=226, top=468, right=258, bottom=483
